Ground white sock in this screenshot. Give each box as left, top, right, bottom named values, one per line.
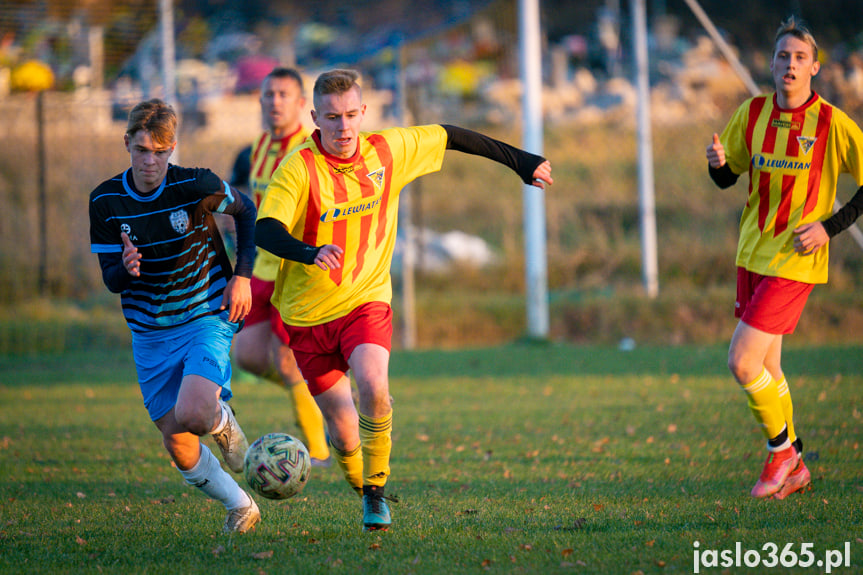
left=211, top=402, right=228, bottom=435
left=180, top=444, right=251, bottom=510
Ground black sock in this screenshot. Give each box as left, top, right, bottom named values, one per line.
left=768, top=426, right=789, bottom=450
left=792, top=437, right=803, bottom=455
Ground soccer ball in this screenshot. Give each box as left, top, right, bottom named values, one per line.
left=243, top=432, right=311, bottom=500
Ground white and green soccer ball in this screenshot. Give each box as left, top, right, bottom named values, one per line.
left=243, top=432, right=311, bottom=500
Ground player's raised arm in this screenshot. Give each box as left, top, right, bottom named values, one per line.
left=706, top=133, right=738, bottom=189
left=706, top=133, right=726, bottom=168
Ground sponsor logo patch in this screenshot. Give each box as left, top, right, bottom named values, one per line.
left=320, top=197, right=383, bottom=223
left=771, top=119, right=802, bottom=131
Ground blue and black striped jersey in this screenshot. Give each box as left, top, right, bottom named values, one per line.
left=89, top=164, right=256, bottom=331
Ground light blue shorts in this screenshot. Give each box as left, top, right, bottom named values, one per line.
left=131, top=312, right=241, bottom=421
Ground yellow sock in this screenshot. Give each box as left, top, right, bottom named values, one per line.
left=776, top=376, right=796, bottom=445
left=740, top=368, right=786, bottom=440
left=359, top=412, right=392, bottom=489
left=290, top=383, right=330, bottom=461
left=330, top=442, right=363, bottom=495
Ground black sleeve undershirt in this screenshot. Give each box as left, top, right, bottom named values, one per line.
left=823, top=184, right=863, bottom=237
left=255, top=217, right=320, bottom=265
left=228, top=187, right=257, bottom=278
left=98, top=252, right=133, bottom=293
left=442, top=124, right=546, bottom=185
left=708, top=163, right=739, bottom=189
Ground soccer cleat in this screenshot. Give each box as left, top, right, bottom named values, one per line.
left=311, top=456, right=332, bottom=468
left=223, top=495, right=261, bottom=533
left=211, top=400, right=249, bottom=473
left=362, top=485, right=392, bottom=532
left=750, top=445, right=798, bottom=498
left=772, top=459, right=811, bottom=500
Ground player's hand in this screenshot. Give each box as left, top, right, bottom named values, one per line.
left=221, top=275, right=251, bottom=322
left=531, top=160, right=553, bottom=189
left=121, top=232, right=142, bottom=277
left=314, top=244, right=344, bottom=271
left=793, top=222, right=829, bottom=255
left=706, top=133, right=726, bottom=169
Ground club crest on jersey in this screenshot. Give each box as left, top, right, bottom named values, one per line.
left=797, top=136, right=817, bottom=155
left=367, top=167, right=385, bottom=190
left=169, top=209, right=189, bottom=234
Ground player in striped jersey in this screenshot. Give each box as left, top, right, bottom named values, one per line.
left=256, top=69, right=553, bottom=531
left=706, top=17, right=863, bottom=500
left=230, top=68, right=331, bottom=467
left=89, top=99, right=261, bottom=533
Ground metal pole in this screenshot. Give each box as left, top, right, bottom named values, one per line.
left=397, top=38, right=417, bottom=349
left=519, top=0, right=549, bottom=338
left=37, top=91, right=48, bottom=295
left=632, top=0, right=659, bottom=298
left=159, top=0, right=179, bottom=162
left=681, top=0, right=759, bottom=96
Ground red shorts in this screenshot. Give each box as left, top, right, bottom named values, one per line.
left=735, top=267, right=814, bottom=335
left=244, top=276, right=290, bottom=345
left=285, top=302, right=393, bottom=396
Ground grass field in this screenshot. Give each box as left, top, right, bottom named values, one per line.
left=1, top=343, right=861, bottom=574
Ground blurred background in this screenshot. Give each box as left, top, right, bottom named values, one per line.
left=1, top=0, right=862, bottom=354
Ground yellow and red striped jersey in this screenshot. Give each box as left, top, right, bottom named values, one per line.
left=249, top=125, right=311, bottom=281
left=721, top=92, right=863, bottom=283
left=258, top=125, right=447, bottom=326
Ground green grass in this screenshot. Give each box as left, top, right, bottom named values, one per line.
left=1, top=344, right=861, bottom=574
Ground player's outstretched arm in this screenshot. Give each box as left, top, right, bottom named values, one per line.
left=442, top=125, right=551, bottom=187
left=532, top=160, right=553, bottom=189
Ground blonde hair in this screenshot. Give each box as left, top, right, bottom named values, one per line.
left=125, top=99, right=177, bottom=147
left=774, top=16, right=819, bottom=62
left=313, top=69, right=362, bottom=109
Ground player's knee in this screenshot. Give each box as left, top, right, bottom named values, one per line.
left=174, top=403, right=213, bottom=436
left=727, top=353, right=742, bottom=380
left=727, top=350, right=757, bottom=384
left=327, top=425, right=359, bottom=453
left=233, top=344, right=267, bottom=375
